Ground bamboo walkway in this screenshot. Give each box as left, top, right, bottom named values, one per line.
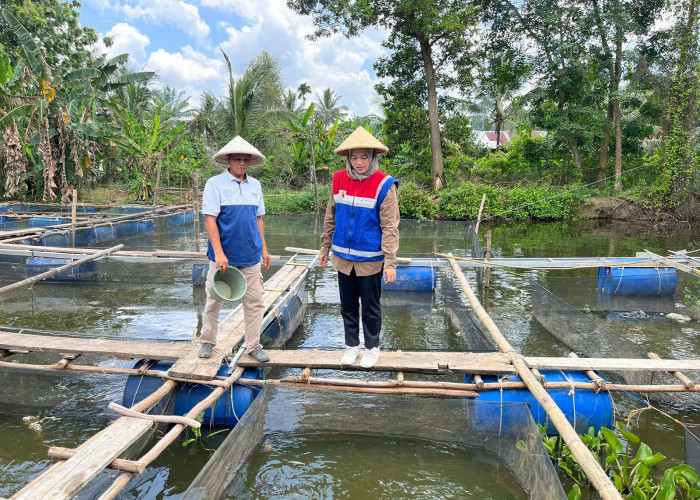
left=5, top=253, right=315, bottom=500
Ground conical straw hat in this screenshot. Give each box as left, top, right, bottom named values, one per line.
left=213, top=136, right=266, bottom=166
left=334, top=126, right=388, bottom=156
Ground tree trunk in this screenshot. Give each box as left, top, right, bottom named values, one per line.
left=418, top=37, right=446, bottom=191
left=613, top=99, right=622, bottom=191
left=307, top=124, right=320, bottom=226
left=568, top=139, right=582, bottom=175
left=597, top=102, right=613, bottom=182
left=613, top=38, right=623, bottom=192
left=495, top=116, right=502, bottom=151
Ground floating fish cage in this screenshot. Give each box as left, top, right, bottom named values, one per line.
left=181, top=386, right=567, bottom=499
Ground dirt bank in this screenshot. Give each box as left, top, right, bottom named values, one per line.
left=577, top=197, right=662, bottom=221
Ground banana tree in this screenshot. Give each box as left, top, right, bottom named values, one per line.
left=111, top=107, right=186, bottom=202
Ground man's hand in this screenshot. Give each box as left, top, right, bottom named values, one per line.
left=383, top=268, right=396, bottom=284
left=319, top=254, right=328, bottom=268
left=261, top=249, right=271, bottom=269
left=214, top=252, right=229, bottom=273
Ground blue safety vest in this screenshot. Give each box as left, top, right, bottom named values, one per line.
left=331, top=169, right=397, bottom=262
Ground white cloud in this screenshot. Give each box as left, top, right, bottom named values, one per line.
left=144, top=46, right=225, bottom=105
left=216, top=2, right=387, bottom=117
left=98, top=23, right=151, bottom=65
left=120, top=0, right=211, bottom=43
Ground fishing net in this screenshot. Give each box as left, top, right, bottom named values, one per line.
left=442, top=272, right=497, bottom=352
left=185, top=386, right=565, bottom=500
left=530, top=277, right=699, bottom=407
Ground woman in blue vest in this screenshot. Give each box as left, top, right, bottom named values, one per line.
left=320, top=127, right=400, bottom=368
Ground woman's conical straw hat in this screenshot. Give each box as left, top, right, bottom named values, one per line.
left=334, top=126, right=388, bottom=156
left=213, top=136, right=266, bottom=166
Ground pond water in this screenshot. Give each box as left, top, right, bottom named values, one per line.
left=0, top=216, right=698, bottom=498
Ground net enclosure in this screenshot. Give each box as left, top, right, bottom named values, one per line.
left=184, top=386, right=566, bottom=499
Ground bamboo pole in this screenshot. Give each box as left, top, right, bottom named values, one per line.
left=642, top=249, right=700, bottom=277
left=192, top=171, right=200, bottom=253
left=54, top=354, right=79, bottom=369
left=108, top=402, right=200, bottom=428
left=570, top=352, right=607, bottom=389
left=485, top=229, right=492, bottom=287
left=446, top=253, right=622, bottom=500
left=0, top=360, right=229, bottom=387
left=71, top=189, right=77, bottom=248
left=648, top=352, right=696, bottom=389
left=97, top=367, right=247, bottom=500
left=48, top=447, right=144, bottom=474
left=475, top=194, right=486, bottom=235
left=0, top=205, right=192, bottom=242
left=238, top=377, right=478, bottom=397
left=0, top=244, right=124, bottom=295
left=1, top=359, right=693, bottom=393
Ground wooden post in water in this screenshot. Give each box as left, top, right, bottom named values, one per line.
left=475, top=194, right=486, bottom=235
left=485, top=229, right=492, bottom=288
left=446, top=253, right=622, bottom=500
left=192, top=171, right=200, bottom=253
left=71, top=189, right=77, bottom=247
left=153, top=153, right=163, bottom=206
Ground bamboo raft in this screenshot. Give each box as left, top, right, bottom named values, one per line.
left=0, top=239, right=698, bottom=499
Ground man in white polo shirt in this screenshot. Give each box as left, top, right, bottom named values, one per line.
left=199, top=136, right=271, bottom=362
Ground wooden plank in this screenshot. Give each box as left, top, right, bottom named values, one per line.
left=0, top=331, right=191, bottom=360
left=237, top=349, right=700, bottom=375
left=167, top=262, right=309, bottom=380
left=238, top=349, right=516, bottom=374
left=525, top=356, right=700, bottom=373
left=12, top=418, right=153, bottom=499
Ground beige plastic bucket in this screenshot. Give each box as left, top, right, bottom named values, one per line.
left=210, top=266, right=247, bottom=302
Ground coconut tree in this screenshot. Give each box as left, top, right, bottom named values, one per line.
left=314, top=88, right=348, bottom=128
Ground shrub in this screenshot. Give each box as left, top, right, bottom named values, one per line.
left=397, top=181, right=438, bottom=220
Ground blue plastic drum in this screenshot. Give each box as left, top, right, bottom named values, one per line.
left=464, top=370, right=613, bottom=436
left=598, top=266, right=677, bottom=296
left=382, top=266, right=436, bottom=292
left=123, top=360, right=263, bottom=427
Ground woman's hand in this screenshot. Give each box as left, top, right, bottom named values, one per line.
left=319, top=254, right=328, bottom=268
left=383, top=268, right=396, bottom=284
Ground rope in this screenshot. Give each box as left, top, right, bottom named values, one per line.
left=498, top=376, right=505, bottom=436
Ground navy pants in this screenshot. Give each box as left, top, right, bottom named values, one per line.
left=338, top=268, right=383, bottom=349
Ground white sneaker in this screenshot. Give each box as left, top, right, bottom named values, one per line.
left=360, top=347, right=380, bottom=368
left=341, top=346, right=361, bottom=365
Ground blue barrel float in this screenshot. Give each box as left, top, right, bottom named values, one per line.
left=598, top=259, right=677, bottom=296
left=382, top=266, right=436, bottom=292
left=464, top=370, right=614, bottom=436
left=25, top=257, right=98, bottom=282
left=123, top=360, right=263, bottom=426
left=28, top=217, right=68, bottom=228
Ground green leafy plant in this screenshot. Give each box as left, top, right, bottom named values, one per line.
left=182, top=412, right=230, bottom=453
left=537, top=422, right=700, bottom=499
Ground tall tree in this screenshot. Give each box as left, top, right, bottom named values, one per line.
left=662, top=0, right=699, bottom=212
left=588, top=0, right=664, bottom=190
left=0, top=0, right=98, bottom=73
left=288, top=0, right=478, bottom=191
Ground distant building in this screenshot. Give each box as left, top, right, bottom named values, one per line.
left=475, top=130, right=548, bottom=151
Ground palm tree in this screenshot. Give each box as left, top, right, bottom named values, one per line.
left=190, top=90, right=220, bottom=142
left=152, top=85, right=192, bottom=126
left=297, top=82, right=311, bottom=105
left=314, top=88, right=348, bottom=128
left=219, top=49, right=284, bottom=144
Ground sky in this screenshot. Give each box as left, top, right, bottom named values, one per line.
left=80, top=0, right=388, bottom=116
